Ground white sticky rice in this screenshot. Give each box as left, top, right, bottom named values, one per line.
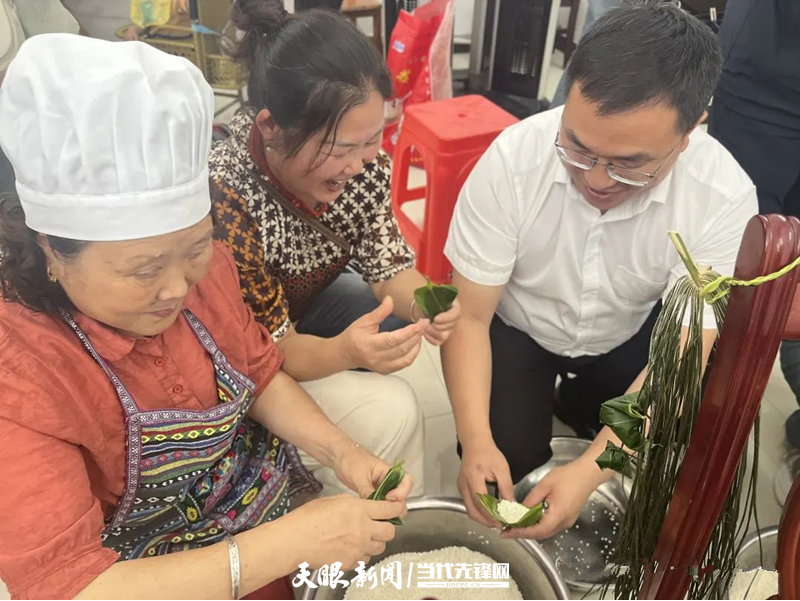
left=343, top=546, right=524, bottom=600
left=728, top=568, right=778, bottom=600
left=497, top=500, right=529, bottom=524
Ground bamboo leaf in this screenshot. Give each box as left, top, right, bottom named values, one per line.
left=367, top=461, right=404, bottom=500
left=515, top=502, right=547, bottom=527
left=414, top=278, right=459, bottom=320
left=599, top=393, right=646, bottom=451
left=475, top=492, right=501, bottom=517
left=475, top=493, right=546, bottom=528
left=368, top=461, right=405, bottom=526
left=608, top=392, right=646, bottom=418
left=596, top=441, right=631, bottom=473
left=669, top=231, right=702, bottom=287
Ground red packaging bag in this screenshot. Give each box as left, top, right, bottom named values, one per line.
left=409, top=0, right=454, bottom=107
left=383, top=0, right=453, bottom=158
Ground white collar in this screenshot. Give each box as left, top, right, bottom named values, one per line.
left=554, top=156, right=674, bottom=222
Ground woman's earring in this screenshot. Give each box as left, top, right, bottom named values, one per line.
left=47, top=266, right=58, bottom=283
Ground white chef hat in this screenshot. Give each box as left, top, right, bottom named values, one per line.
left=0, top=34, right=214, bottom=241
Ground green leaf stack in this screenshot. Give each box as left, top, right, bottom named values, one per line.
left=598, top=391, right=646, bottom=455
left=595, top=440, right=633, bottom=473
left=414, top=278, right=458, bottom=320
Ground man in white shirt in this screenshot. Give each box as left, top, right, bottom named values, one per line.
left=442, top=0, right=758, bottom=539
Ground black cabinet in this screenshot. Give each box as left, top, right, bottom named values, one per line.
left=491, top=0, right=551, bottom=98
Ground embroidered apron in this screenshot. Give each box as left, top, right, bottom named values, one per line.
left=61, top=308, right=320, bottom=560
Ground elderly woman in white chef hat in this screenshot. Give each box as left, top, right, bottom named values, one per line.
left=0, top=34, right=411, bottom=600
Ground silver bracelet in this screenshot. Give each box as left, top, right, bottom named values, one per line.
left=410, top=299, right=419, bottom=323
left=226, top=535, right=241, bottom=600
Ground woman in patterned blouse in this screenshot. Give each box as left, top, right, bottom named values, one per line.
left=209, top=1, right=462, bottom=494
left=211, top=0, right=462, bottom=368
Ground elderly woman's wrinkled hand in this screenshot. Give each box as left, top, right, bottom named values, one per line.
left=284, top=495, right=403, bottom=571
left=332, top=441, right=414, bottom=502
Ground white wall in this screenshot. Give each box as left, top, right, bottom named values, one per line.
left=62, top=0, right=130, bottom=40
left=453, top=0, right=474, bottom=39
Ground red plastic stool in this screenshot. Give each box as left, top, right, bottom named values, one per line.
left=391, top=95, right=518, bottom=283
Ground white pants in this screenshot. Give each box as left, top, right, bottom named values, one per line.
left=298, top=371, right=425, bottom=497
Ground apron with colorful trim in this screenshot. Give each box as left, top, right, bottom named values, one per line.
left=61, top=308, right=320, bottom=560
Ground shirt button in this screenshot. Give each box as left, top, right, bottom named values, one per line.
left=173, top=385, right=184, bottom=394
left=154, top=358, right=166, bottom=367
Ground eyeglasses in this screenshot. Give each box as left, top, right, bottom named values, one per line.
left=555, top=131, right=681, bottom=188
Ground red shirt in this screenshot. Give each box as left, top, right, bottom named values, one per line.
left=0, top=242, right=282, bottom=599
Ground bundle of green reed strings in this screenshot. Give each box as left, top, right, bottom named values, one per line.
left=595, top=231, right=778, bottom=600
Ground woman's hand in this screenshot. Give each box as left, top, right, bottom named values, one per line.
left=333, top=442, right=414, bottom=501
left=340, top=297, right=428, bottom=374
left=422, top=299, right=462, bottom=346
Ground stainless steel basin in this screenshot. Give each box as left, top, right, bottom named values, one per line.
left=301, top=496, right=570, bottom=600
left=514, top=437, right=631, bottom=592
left=727, top=526, right=779, bottom=599
left=736, top=526, right=778, bottom=572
